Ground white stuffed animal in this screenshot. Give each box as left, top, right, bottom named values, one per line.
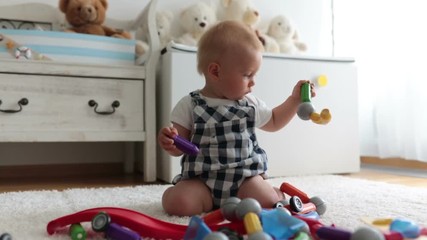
left=154, top=11, right=174, bottom=49
left=256, top=30, right=280, bottom=53
left=176, top=2, right=217, bottom=46
left=136, top=10, right=174, bottom=52
left=267, top=15, right=307, bottom=54
left=221, top=0, right=260, bottom=29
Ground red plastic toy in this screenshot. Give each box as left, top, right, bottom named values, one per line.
left=46, top=207, right=245, bottom=239
left=280, top=182, right=310, bottom=203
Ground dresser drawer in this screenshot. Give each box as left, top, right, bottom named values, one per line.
left=0, top=74, right=144, bottom=141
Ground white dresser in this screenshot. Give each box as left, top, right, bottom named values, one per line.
left=0, top=0, right=160, bottom=182
left=157, top=45, right=360, bottom=183
left=0, top=60, right=157, bottom=181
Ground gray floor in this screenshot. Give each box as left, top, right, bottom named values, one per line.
left=362, top=163, right=427, bottom=179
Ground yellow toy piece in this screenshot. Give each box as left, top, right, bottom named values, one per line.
left=243, top=212, right=262, bottom=235
left=310, top=108, right=331, bottom=125
left=317, top=75, right=328, bottom=87
left=372, top=218, right=393, bottom=226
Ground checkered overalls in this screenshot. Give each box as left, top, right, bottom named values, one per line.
left=178, top=90, right=268, bottom=208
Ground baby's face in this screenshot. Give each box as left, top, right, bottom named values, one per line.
left=217, top=47, right=262, bottom=100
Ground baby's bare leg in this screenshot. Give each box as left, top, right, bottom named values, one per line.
left=237, top=175, right=284, bottom=208
left=162, top=178, right=213, bottom=216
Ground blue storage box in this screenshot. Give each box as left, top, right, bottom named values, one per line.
left=0, top=29, right=136, bottom=66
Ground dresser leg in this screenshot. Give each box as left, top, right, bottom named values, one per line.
left=124, top=143, right=135, bottom=174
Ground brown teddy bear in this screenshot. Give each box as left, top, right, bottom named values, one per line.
left=59, top=0, right=131, bottom=39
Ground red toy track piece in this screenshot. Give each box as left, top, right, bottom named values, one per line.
left=47, top=207, right=246, bottom=240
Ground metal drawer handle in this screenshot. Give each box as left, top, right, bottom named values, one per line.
left=88, top=99, right=120, bottom=115
left=0, top=98, right=29, bottom=113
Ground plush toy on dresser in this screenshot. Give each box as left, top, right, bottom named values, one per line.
left=267, top=15, right=307, bottom=54
left=219, top=0, right=279, bottom=54
left=256, top=31, right=280, bottom=54
left=137, top=10, right=174, bottom=51
left=221, top=0, right=260, bottom=29
left=153, top=11, right=174, bottom=49
left=59, top=0, right=153, bottom=61
left=58, top=0, right=131, bottom=39
left=176, top=2, right=217, bottom=47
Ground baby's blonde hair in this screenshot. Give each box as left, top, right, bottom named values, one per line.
left=197, top=20, right=263, bottom=75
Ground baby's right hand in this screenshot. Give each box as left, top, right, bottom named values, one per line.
left=158, top=126, right=178, bottom=152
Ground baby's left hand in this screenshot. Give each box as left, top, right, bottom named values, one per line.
left=291, top=80, right=316, bottom=101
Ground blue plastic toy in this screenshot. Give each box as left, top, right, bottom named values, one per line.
left=260, top=208, right=307, bottom=239
left=184, top=216, right=212, bottom=240
left=390, top=218, right=421, bottom=239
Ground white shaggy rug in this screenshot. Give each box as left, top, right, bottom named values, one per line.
left=0, top=174, right=426, bottom=239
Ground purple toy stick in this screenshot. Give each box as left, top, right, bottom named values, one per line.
left=173, top=135, right=199, bottom=155
left=106, top=223, right=140, bottom=240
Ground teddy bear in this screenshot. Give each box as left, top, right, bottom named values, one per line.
left=175, top=2, right=217, bottom=47
left=220, top=0, right=260, bottom=29
left=58, top=0, right=131, bottom=39
left=266, top=15, right=307, bottom=54
left=59, top=0, right=151, bottom=61
left=220, top=0, right=277, bottom=53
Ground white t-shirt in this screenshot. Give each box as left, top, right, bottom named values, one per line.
left=171, top=92, right=272, bottom=131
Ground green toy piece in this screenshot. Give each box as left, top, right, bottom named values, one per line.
left=300, top=82, right=311, bottom=103
left=296, top=82, right=331, bottom=125
left=69, top=223, right=86, bottom=240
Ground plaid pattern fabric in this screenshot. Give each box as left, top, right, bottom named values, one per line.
left=179, top=90, right=267, bottom=208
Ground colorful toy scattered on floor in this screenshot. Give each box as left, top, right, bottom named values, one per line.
left=297, top=82, right=331, bottom=125
left=194, top=196, right=314, bottom=240
left=367, top=217, right=427, bottom=240
left=46, top=182, right=427, bottom=240
left=91, top=212, right=140, bottom=240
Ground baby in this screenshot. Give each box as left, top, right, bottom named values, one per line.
left=158, top=20, right=315, bottom=216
